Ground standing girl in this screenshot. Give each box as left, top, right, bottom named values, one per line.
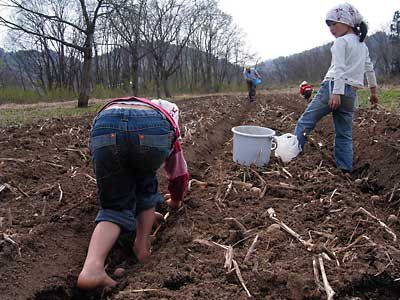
left=294, top=3, right=379, bottom=173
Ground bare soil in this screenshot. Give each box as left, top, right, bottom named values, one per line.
left=1, top=91, right=400, bottom=300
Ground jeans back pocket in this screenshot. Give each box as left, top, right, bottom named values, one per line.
left=138, top=133, right=173, bottom=152
left=136, top=133, right=173, bottom=171
left=90, top=133, right=121, bottom=179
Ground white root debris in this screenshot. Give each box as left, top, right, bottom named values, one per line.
left=336, top=235, right=376, bottom=253
left=318, top=255, right=335, bottom=300
left=64, top=148, right=87, bottom=161
left=152, top=212, right=170, bottom=237
left=249, top=169, right=267, bottom=198
left=232, top=259, right=252, bottom=297
left=58, top=184, right=63, bottom=203
left=224, top=246, right=233, bottom=270
left=357, top=207, right=397, bottom=242
left=243, top=234, right=259, bottom=263
left=193, top=239, right=252, bottom=297
left=232, top=180, right=253, bottom=189
left=267, top=208, right=314, bottom=251
left=388, top=182, right=399, bottom=202
left=2, top=233, right=22, bottom=257
left=0, top=157, right=25, bottom=163
left=313, top=256, right=324, bottom=291
left=223, top=181, right=233, bottom=199
left=188, top=179, right=209, bottom=191
left=282, top=167, right=293, bottom=178
left=224, top=217, right=247, bottom=233
left=328, top=188, right=338, bottom=206
left=84, top=173, right=97, bottom=184
left=0, top=183, right=10, bottom=193
left=119, top=288, right=159, bottom=294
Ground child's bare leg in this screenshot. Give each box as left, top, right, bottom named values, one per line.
left=134, top=208, right=155, bottom=263
left=77, top=221, right=121, bottom=290
left=153, top=211, right=164, bottom=228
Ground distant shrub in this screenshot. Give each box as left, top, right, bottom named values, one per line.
left=0, top=86, right=42, bottom=104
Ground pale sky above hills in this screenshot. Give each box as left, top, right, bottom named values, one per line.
left=219, top=0, right=399, bottom=61
left=0, top=0, right=398, bottom=62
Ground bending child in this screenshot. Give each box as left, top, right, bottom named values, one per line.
left=294, top=3, right=379, bottom=173
left=299, top=81, right=313, bottom=100
left=77, top=97, right=189, bottom=291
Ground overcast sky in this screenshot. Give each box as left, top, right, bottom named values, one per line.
left=0, top=0, right=398, bottom=61
left=218, top=0, right=399, bottom=61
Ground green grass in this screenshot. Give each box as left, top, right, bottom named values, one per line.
left=357, top=88, right=400, bottom=110
left=305, top=84, right=400, bottom=111
left=0, top=86, right=78, bottom=104
left=0, top=102, right=104, bottom=127
left=1, top=85, right=399, bottom=127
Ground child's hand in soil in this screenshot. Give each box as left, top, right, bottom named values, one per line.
left=164, top=193, right=183, bottom=210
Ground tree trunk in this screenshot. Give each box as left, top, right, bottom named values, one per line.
left=162, top=71, right=171, bottom=98
left=78, top=39, right=93, bottom=108
left=155, top=69, right=161, bottom=98
left=131, top=51, right=139, bottom=96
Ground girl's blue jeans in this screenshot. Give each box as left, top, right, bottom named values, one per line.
left=294, top=80, right=357, bottom=172
left=90, top=108, right=174, bottom=232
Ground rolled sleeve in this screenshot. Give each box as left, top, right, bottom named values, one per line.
left=364, top=49, right=377, bottom=88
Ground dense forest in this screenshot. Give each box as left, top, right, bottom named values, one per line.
left=0, top=0, right=252, bottom=106
left=0, top=1, right=399, bottom=106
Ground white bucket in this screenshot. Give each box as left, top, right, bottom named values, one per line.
left=231, top=126, right=276, bottom=167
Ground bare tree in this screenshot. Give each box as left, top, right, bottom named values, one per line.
left=107, top=0, right=147, bottom=95
left=0, top=0, right=111, bottom=107
left=141, top=0, right=206, bottom=97
left=189, top=0, right=247, bottom=92
left=390, top=10, right=400, bottom=75
left=0, top=0, right=251, bottom=100
left=367, top=31, right=392, bottom=76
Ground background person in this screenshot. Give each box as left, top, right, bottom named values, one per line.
left=77, top=97, right=189, bottom=291
left=243, top=66, right=262, bottom=101
left=294, top=3, right=379, bottom=173
left=299, top=81, right=314, bottom=100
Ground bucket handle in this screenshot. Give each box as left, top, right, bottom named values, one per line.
left=271, top=136, right=277, bottom=151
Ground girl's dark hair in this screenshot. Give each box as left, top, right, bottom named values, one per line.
left=353, top=21, right=368, bottom=42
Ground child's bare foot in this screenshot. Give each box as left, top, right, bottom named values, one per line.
left=77, top=265, right=117, bottom=291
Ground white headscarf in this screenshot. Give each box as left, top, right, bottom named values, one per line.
left=300, top=81, right=308, bottom=87
left=326, top=3, right=363, bottom=27
left=151, top=99, right=180, bottom=127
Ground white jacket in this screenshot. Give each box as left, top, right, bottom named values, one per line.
left=324, top=33, right=377, bottom=95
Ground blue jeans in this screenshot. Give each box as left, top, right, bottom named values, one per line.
left=294, top=81, right=357, bottom=171
left=247, top=80, right=256, bottom=100
left=90, top=108, right=174, bottom=232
